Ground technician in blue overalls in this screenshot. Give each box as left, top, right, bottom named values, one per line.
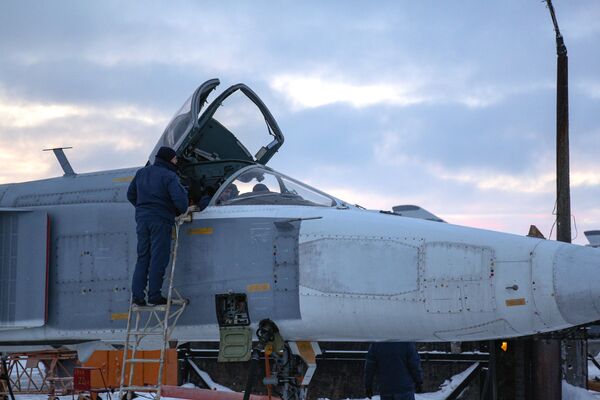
left=364, top=342, right=424, bottom=400
left=127, top=146, right=189, bottom=306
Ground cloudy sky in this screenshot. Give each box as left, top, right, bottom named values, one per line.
left=1, top=1, right=599, bottom=244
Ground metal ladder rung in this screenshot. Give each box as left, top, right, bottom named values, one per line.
left=132, top=299, right=187, bottom=312
left=128, top=331, right=164, bottom=336
left=132, top=305, right=168, bottom=312
left=126, top=358, right=162, bottom=363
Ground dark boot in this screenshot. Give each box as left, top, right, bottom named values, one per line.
left=148, top=296, right=168, bottom=306
left=132, top=298, right=147, bottom=307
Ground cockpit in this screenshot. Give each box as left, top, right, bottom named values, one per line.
left=212, top=165, right=340, bottom=207
left=148, top=79, right=347, bottom=209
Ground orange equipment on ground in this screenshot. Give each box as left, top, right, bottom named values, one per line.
left=83, top=349, right=178, bottom=390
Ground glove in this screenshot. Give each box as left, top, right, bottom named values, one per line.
left=365, top=387, right=373, bottom=399
left=176, top=206, right=197, bottom=224
left=175, top=214, right=187, bottom=225
left=415, top=383, right=424, bottom=394
left=185, top=204, right=200, bottom=215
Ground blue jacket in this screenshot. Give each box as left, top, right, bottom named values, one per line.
left=364, top=342, right=423, bottom=395
left=127, top=159, right=189, bottom=223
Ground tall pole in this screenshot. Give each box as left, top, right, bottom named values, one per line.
left=545, top=0, right=587, bottom=391
left=532, top=2, right=572, bottom=399
left=547, top=0, right=570, bottom=244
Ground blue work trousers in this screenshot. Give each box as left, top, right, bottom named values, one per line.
left=132, top=219, right=173, bottom=301
left=381, top=393, right=415, bottom=400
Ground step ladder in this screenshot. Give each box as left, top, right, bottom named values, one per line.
left=118, top=218, right=190, bottom=400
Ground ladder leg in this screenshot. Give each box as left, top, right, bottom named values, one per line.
left=118, top=297, right=135, bottom=400
left=127, top=311, right=142, bottom=392
left=156, top=223, right=181, bottom=400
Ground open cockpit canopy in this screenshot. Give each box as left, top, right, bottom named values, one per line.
left=149, top=79, right=284, bottom=167
left=151, top=79, right=285, bottom=203
left=149, top=79, right=219, bottom=164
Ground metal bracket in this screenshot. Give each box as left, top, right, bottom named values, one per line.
left=288, top=341, right=321, bottom=386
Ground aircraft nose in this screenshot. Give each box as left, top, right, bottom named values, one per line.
left=553, top=245, right=600, bottom=326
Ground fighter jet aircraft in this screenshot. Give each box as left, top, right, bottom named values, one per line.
left=1, top=79, right=599, bottom=395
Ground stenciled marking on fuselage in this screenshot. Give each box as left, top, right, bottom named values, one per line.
left=246, top=283, right=271, bottom=293
left=112, top=176, right=134, bottom=183
left=505, top=298, right=527, bottom=307
left=188, top=227, right=214, bottom=235
left=111, top=312, right=129, bottom=320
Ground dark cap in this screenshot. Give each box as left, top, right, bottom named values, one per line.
left=156, top=146, right=177, bottom=163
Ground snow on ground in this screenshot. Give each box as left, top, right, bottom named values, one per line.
left=7, top=361, right=600, bottom=400
left=319, top=363, right=478, bottom=400
left=590, top=353, right=600, bottom=381
left=591, top=364, right=600, bottom=381
left=563, top=381, right=600, bottom=400
left=182, top=368, right=233, bottom=392
left=416, top=362, right=478, bottom=400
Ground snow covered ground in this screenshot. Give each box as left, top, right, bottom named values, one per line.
left=415, top=363, right=478, bottom=400
left=589, top=354, right=600, bottom=381
left=7, top=360, right=600, bottom=400
left=563, top=381, right=600, bottom=400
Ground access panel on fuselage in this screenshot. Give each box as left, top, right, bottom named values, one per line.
left=53, top=231, right=131, bottom=330
left=173, top=217, right=301, bottom=326
left=0, top=210, right=49, bottom=329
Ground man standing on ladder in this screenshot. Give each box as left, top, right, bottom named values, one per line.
left=127, top=146, right=189, bottom=306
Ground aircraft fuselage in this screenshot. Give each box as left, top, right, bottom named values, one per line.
left=1, top=165, right=598, bottom=346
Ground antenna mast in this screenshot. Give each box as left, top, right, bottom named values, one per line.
left=43, top=147, right=76, bottom=176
